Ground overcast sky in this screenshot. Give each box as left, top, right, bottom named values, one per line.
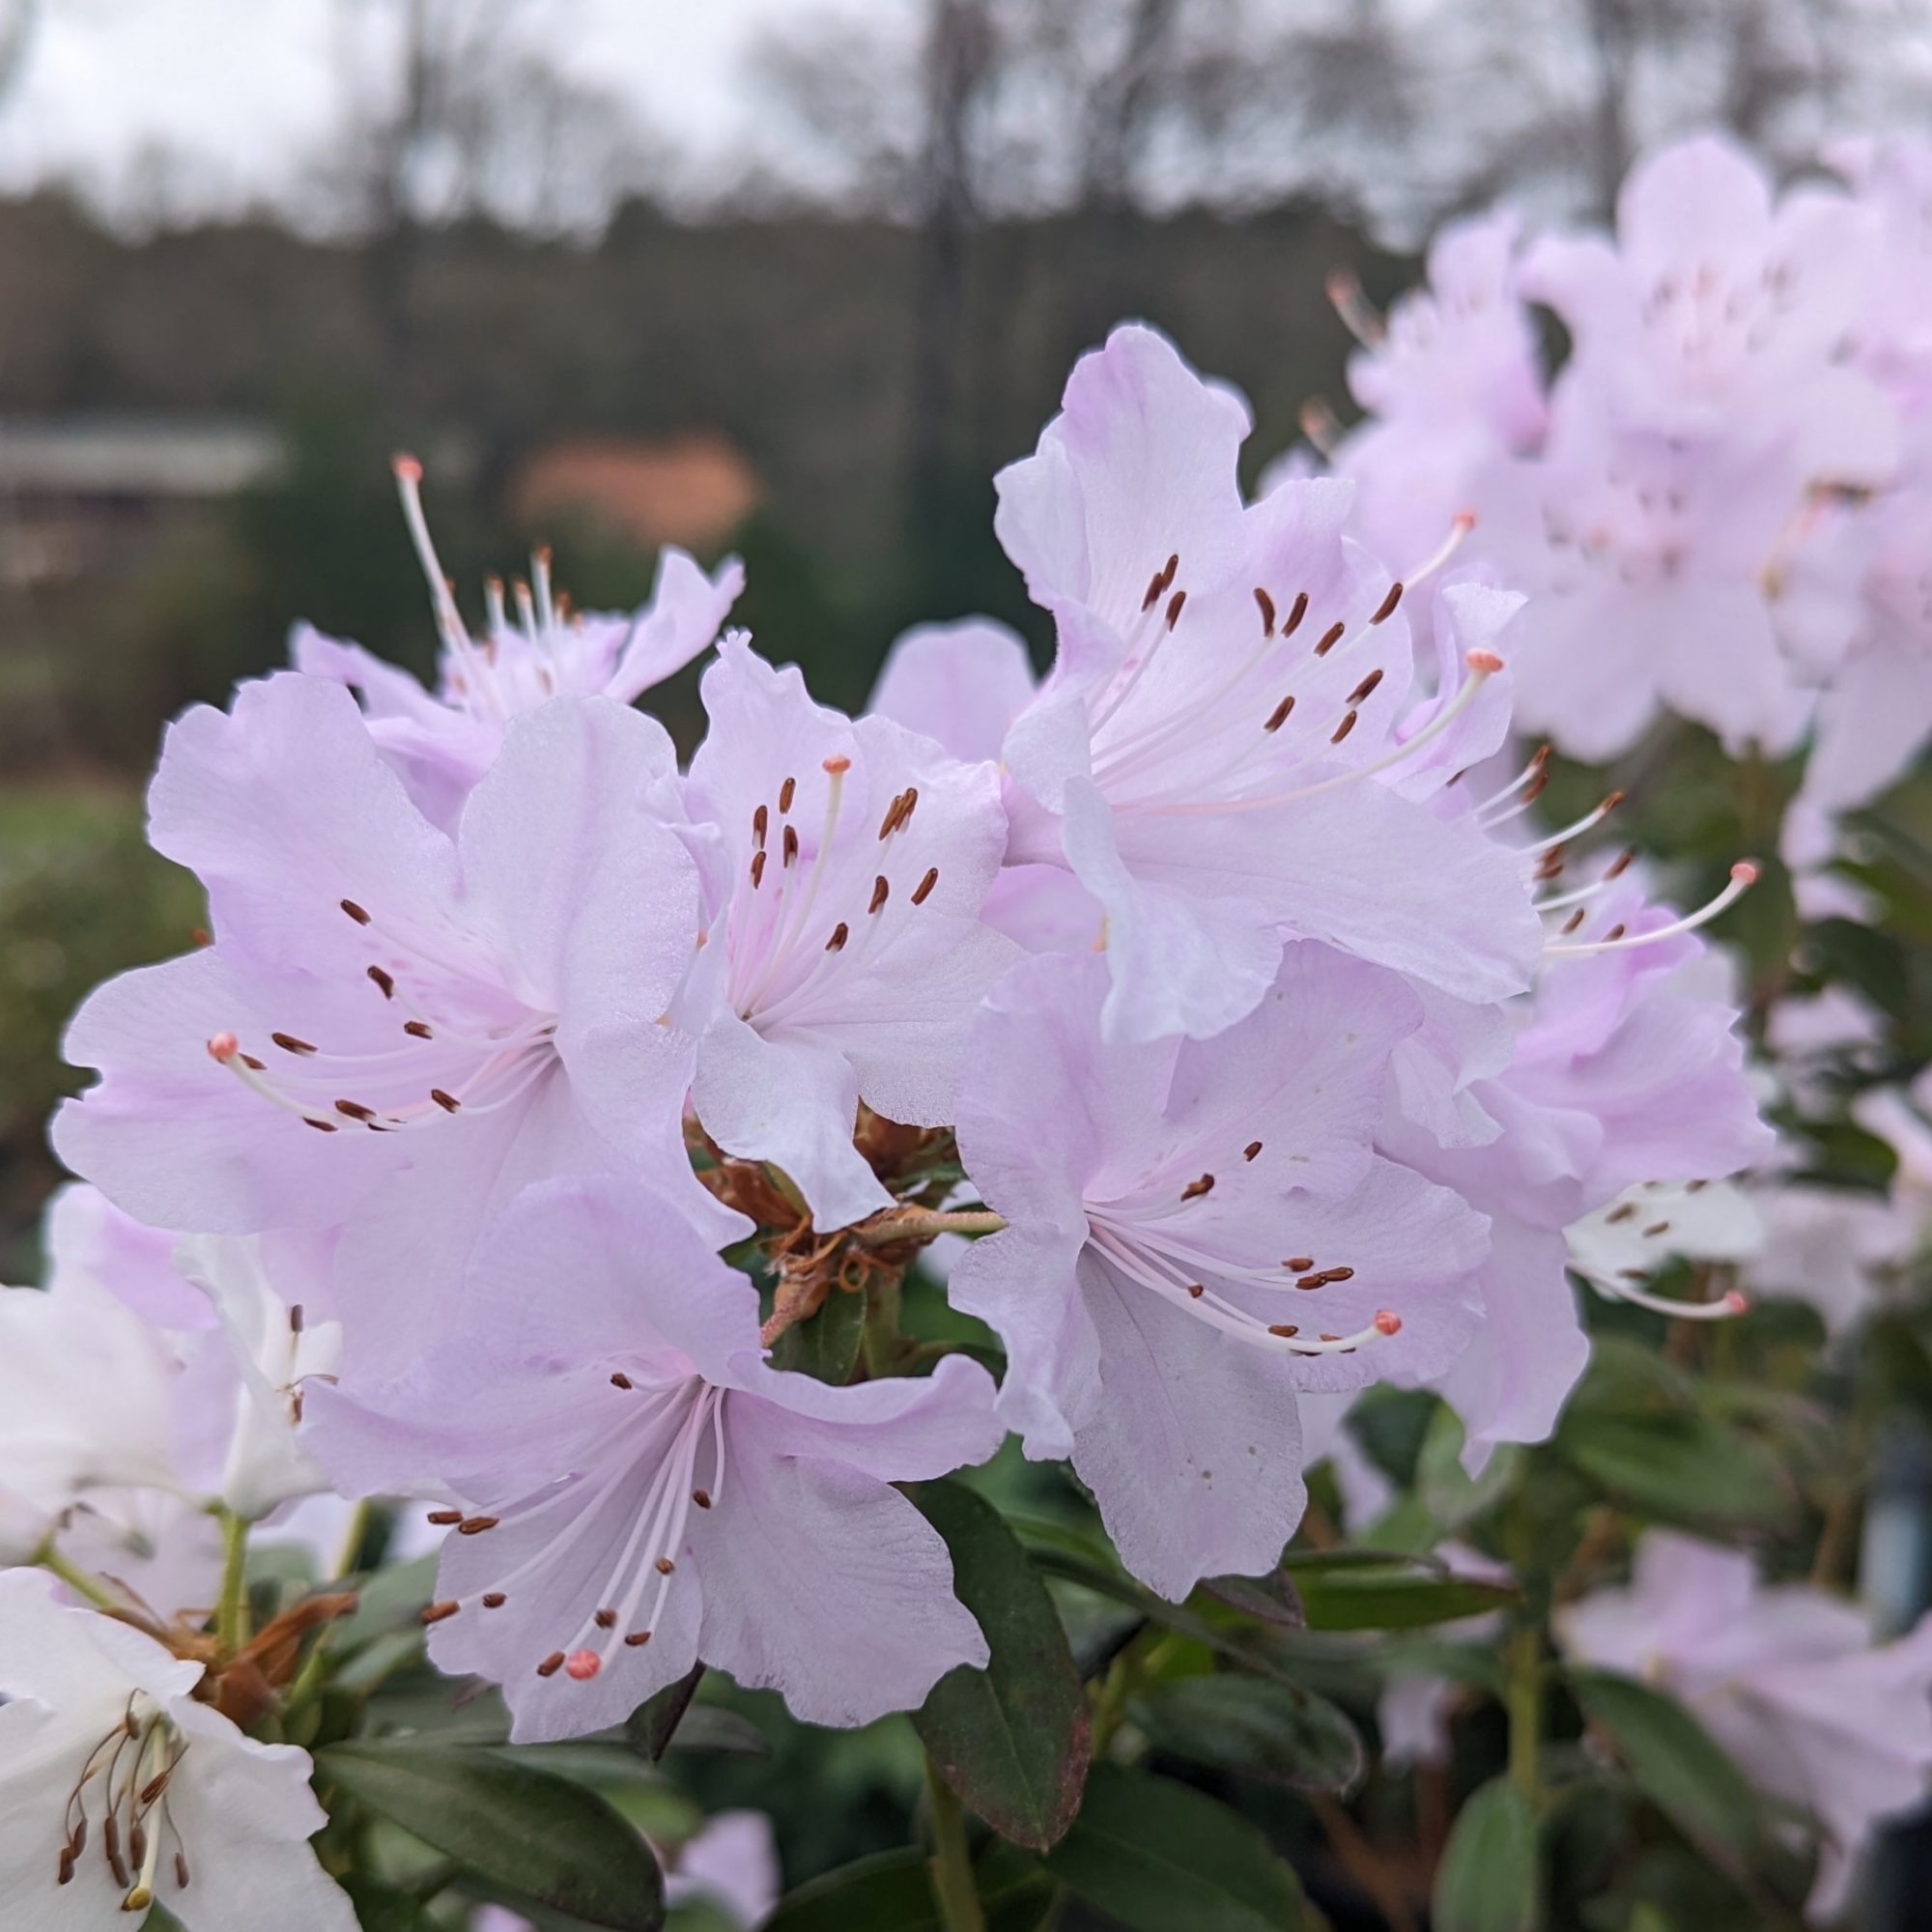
left=0, top=0, right=891, bottom=221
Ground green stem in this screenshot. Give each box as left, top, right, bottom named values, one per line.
left=923, top=1749, right=985, bottom=1932
left=216, top=1510, right=251, bottom=1656
left=39, top=1544, right=121, bottom=1612
left=1505, top=1624, right=1542, bottom=1805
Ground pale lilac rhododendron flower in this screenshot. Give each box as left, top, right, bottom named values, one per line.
left=56, top=674, right=736, bottom=1374
left=950, top=944, right=1489, bottom=1600
left=1381, top=846, right=1771, bottom=1461
left=1331, top=211, right=1547, bottom=582
left=674, top=636, right=1017, bottom=1231
left=307, top=1176, right=1001, bottom=1741
left=991, top=322, right=1542, bottom=1042
left=0, top=1569, right=357, bottom=1930
left=295, top=457, right=741, bottom=828
left=1559, top=1530, right=1932, bottom=1917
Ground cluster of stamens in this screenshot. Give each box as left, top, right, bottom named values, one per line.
left=420, top=1377, right=727, bottom=1688
left=59, top=1695, right=190, bottom=1913
left=207, top=897, right=557, bottom=1135
left=392, top=455, right=623, bottom=722
left=1082, top=1138, right=1404, bottom=1359
left=1577, top=1179, right=1752, bottom=1322
left=1075, top=512, right=1493, bottom=823
left=722, top=753, right=944, bottom=1024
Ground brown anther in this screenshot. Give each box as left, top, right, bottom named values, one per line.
left=1295, top=1272, right=1323, bottom=1290
left=427, top=1508, right=464, bottom=1524
left=1244, top=1141, right=1263, bottom=1161
left=1284, top=1257, right=1315, bottom=1273
left=1142, top=569, right=1166, bottom=612
left=1331, top=709, right=1358, bottom=744
left=290, top=1303, right=304, bottom=1335
left=779, top=776, right=796, bottom=813
left=139, top=1770, right=172, bottom=1806
left=431, top=1089, right=461, bottom=1113
left=610, top=1372, right=634, bottom=1389
left=1604, top=923, right=1627, bottom=942
left=241, top=1054, right=266, bottom=1070
left=1521, top=769, right=1551, bottom=806
left=341, top=899, right=371, bottom=924
left=58, top=1848, right=75, bottom=1885
left=536, top=1652, right=566, bottom=1678
left=1605, top=1203, right=1635, bottom=1224
left=751, top=849, right=767, bottom=889
left=458, top=1516, right=498, bottom=1535
left=825, top=922, right=849, bottom=952
left=1165, top=588, right=1187, bottom=630
left=1254, top=587, right=1277, bottom=636
left=303, top=1119, right=339, bottom=1133
left=334, top=1099, right=375, bottom=1122
left=175, top=1854, right=190, bottom=1890
left=654, top=1556, right=675, bottom=1576
left=1370, top=581, right=1405, bottom=624
left=191, top=926, right=211, bottom=948
left=625, top=1631, right=652, bottom=1647
left=753, top=804, right=768, bottom=849
left=482, top=1592, right=506, bottom=1608
left=877, top=793, right=905, bottom=838
left=1348, top=667, right=1384, bottom=704
left=1283, top=590, right=1309, bottom=636
left=1603, top=789, right=1626, bottom=813
left=1688, top=1179, right=1709, bottom=1193
left=1315, top=621, right=1346, bottom=656
left=782, top=823, right=799, bottom=867
left=421, top=1601, right=460, bottom=1625
left=693, top=1488, right=713, bottom=1509
left=1642, top=1221, right=1671, bottom=1237
left=1264, top=694, right=1295, bottom=732
left=868, top=875, right=890, bottom=915
left=1605, top=847, right=1635, bottom=879
left=1179, top=1173, right=1215, bottom=1201
left=595, top=1608, right=617, bottom=1629
left=271, top=1032, right=317, bottom=1056
left=367, top=965, right=396, bottom=999
left=1268, top=1323, right=1300, bottom=1338
left=912, top=867, right=939, bottom=906
left=1322, top=1266, right=1355, bottom=1282
left=1186, top=1283, right=1205, bottom=1298
left=404, top=1020, right=433, bottom=1039
left=1320, top=1332, right=1342, bottom=1344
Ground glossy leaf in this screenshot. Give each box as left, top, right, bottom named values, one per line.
left=1293, top=1563, right=1518, bottom=1632
left=1133, top=1671, right=1364, bottom=1794
left=1042, top=1764, right=1307, bottom=1931
left=1432, top=1776, right=1538, bottom=1932
left=769, top=1285, right=867, bottom=1383
left=318, top=1740, right=666, bottom=1932
left=626, top=1662, right=707, bottom=1761
left=909, top=1480, right=1091, bottom=1850
left=762, top=1843, right=1052, bottom=1932
left=1568, top=1665, right=1764, bottom=1864
left=1202, top=1568, right=1305, bottom=1628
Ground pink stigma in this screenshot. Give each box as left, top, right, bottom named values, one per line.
left=1451, top=510, right=1478, bottom=533
left=822, top=753, right=852, bottom=775
left=1373, top=1310, right=1403, bottom=1336
left=564, top=1649, right=602, bottom=1682
left=1731, top=860, right=1760, bottom=886
left=1721, top=1290, right=1749, bottom=1316
left=207, top=1032, right=240, bottom=1063
left=1465, top=647, right=1505, bottom=674
left=392, top=452, right=423, bottom=482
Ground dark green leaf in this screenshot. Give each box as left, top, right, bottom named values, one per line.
left=762, top=1843, right=1052, bottom=1932
left=769, top=1287, right=866, bottom=1383
left=1293, top=1563, right=1518, bottom=1632
left=1133, top=1671, right=1364, bottom=1795
left=1042, top=1764, right=1306, bottom=1932
left=318, top=1740, right=665, bottom=1932
left=626, top=1663, right=706, bottom=1761
left=342, top=1878, right=443, bottom=1932
left=1554, top=1412, right=1791, bottom=1530
left=1568, top=1666, right=1764, bottom=1865
left=1432, top=1776, right=1538, bottom=1932
left=909, top=1480, right=1091, bottom=1851
left=1202, top=1569, right=1305, bottom=1628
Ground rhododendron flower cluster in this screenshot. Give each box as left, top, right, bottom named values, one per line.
left=13, top=133, right=1932, bottom=1927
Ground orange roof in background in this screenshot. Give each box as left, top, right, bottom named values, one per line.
left=509, top=432, right=760, bottom=554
